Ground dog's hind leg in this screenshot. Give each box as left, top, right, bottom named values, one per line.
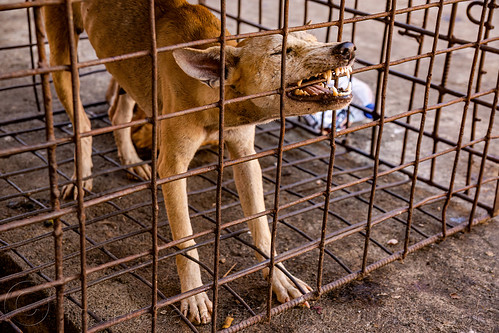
left=107, top=89, right=152, bottom=180
left=44, top=4, right=93, bottom=199
left=158, top=121, right=212, bottom=325
left=226, top=125, right=312, bottom=306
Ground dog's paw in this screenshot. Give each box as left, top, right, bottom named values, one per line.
left=60, top=177, right=93, bottom=200
left=126, top=162, right=152, bottom=181
left=180, top=292, right=213, bottom=325
left=269, top=268, right=312, bottom=308
left=121, top=155, right=152, bottom=181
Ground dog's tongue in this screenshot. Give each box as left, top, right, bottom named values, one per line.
left=303, top=84, right=331, bottom=96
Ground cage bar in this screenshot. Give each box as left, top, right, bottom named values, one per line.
left=0, top=0, right=497, bottom=332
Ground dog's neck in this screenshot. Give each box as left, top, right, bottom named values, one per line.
left=164, top=73, right=273, bottom=131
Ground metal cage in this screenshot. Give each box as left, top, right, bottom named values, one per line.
left=0, top=0, right=497, bottom=332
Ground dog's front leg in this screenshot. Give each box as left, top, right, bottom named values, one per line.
left=226, top=126, right=312, bottom=306
left=158, top=125, right=212, bottom=325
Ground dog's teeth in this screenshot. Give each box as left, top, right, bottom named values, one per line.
left=331, top=86, right=339, bottom=96
left=297, top=80, right=302, bottom=87
left=337, top=82, right=352, bottom=96
left=294, top=88, right=314, bottom=96
left=326, top=70, right=333, bottom=86
left=333, top=66, right=352, bottom=78
left=294, top=88, right=305, bottom=96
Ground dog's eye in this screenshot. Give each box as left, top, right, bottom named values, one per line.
left=270, top=47, right=293, bottom=56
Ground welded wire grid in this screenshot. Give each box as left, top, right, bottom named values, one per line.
left=0, top=0, right=498, bottom=332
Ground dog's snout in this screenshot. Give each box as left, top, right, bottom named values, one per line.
left=335, top=42, right=355, bottom=61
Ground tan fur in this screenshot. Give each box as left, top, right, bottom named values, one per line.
left=130, top=107, right=154, bottom=151
left=44, top=0, right=354, bottom=325
left=106, top=78, right=153, bottom=152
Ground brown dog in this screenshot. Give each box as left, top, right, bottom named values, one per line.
left=44, top=0, right=354, bottom=324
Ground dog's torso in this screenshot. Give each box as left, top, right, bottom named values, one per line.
left=83, top=0, right=231, bottom=135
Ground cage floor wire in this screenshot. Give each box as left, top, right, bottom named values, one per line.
left=1, top=0, right=498, bottom=332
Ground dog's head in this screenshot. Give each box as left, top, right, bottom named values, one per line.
left=173, top=31, right=355, bottom=124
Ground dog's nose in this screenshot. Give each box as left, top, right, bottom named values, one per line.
left=335, top=42, right=355, bottom=61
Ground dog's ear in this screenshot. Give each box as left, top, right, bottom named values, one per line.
left=172, top=46, right=239, bottom=88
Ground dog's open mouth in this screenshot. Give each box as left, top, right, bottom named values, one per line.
left=287, top=65, right=353, bottom=102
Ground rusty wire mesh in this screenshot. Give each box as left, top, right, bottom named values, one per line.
left=0, top=0, right=498, bottom=332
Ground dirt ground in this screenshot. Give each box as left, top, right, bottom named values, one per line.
left=246, top=219, right=498, bottom=333
left=1, top=1, right=498, bottom=332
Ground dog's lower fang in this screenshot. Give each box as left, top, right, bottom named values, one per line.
left=331, top=86, right=339, bottom=96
